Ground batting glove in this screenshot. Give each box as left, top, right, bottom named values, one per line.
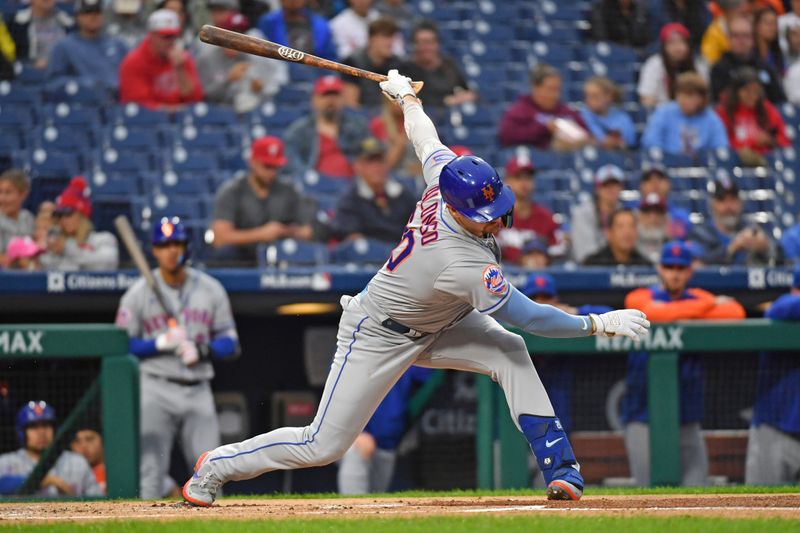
left=155, top=326, right=187, bottom=352
left=176, top=340, right=200, bottom=367
left=379, top=69, right=416, bottom=104
left=590, top=310, right=650, bottom=341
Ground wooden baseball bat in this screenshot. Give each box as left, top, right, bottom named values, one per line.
left=113, top=215, right=178, bottom=328
left=198, top=25, right=424, bottom=94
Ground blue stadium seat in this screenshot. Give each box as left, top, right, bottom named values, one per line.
left=0, top=82, right=42, bottom=107
left=102, top=125, right=162, bottom=153
left=330, top=238, right=394, bottom=266
left=108, top=103, right=171, bottom=127
left=32, top=125, right=92, bottom=152
left=256, top=239, right=329, bottom=267
left=177, top=127, right=232, bottom=150
left=42, top=103, right=102, bottom=129
left=25, top=175, right=72, bottom=210
left=89, top=172, right=142, bottom=197
left=165, top=147, right=219, bottom=173
left=43, top=80, right=112, bottom=105
left=0, top=105, right=34, bottom=128
left=23, top=149, right=81, bottom=178
left=93, top=196, right=136, bottom=234
left=248, top=103, right=306, bottom=130
left=14, top=65, right=47, bottom=86
left=298, top=172, right=348, bottom=197
left=177, top=103, right=238, bottom=128
left=96, top=148, right=154, bottom=174
left=158, top=171, right=213, bottom=195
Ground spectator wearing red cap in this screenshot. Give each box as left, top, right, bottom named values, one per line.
left=284, top=75, right=370, bottom=179
left=590, top=0, right=652, bottom=49
left=39, top=177, right=119, bottom=271
left=570, top=164, right=624, bottom=263
left=638, top=22, right=710, bottom=108
left=636, top=192, right=670, bottom=263
left=632, top=165, right=692, bottom=240
left=196, top=11, right=287, bottom=112
left=118, top=9, right=203, bottom=110
left=648, top=1, right=710, bottom=52
left=496, top=154, right=564, bottom=265
left=211, top=136, right=316, bottom=264
left=0, top=169, right=34, bottom=268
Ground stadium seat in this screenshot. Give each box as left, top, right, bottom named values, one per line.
left=256, top=239, right=329, bottom=267
left=298, top=171, right=348, bottom=197
left=108, top=103, right=171, bottom=127
left=22, top=149, right=81, bottom=178
left=165, top=147, right=219, bottom=173
left=330, top=238, right=395, bottom=266
left=25, top=175, right=72, bottom=210
left=32, top=125, right=92, bottom=153
left=89, top=172, right=142, bottom=197
left=177, top=103, right=238, bottom=128
left=43, top=80, right=112, bottom=105
left=158, top=170, right=213, bottom=195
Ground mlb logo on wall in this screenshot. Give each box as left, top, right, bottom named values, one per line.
left=47, top=272, right=66, bottom=293
left=482, top=265, right=508, bottom=295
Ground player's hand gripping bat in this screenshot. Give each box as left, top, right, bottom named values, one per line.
left=114, top=215, right=178, bottom=329
left=198, top=25, right=424, bottom=94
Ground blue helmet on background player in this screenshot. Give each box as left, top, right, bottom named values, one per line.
left=16, top=401, right=56, bottom=446
left=152, top=216, right=190, bottom=264
left=439, top=155, right=515, bottom=228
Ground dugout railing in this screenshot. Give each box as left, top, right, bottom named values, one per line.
left=0, top=324, right=138, bottom=498
left=478, top=320, right=800, bottom=489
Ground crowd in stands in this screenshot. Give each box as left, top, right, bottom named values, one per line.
left=1, top=0, right=800, bottom=270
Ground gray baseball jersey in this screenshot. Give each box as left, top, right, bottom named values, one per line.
left=115, top=267, right=238, bottom=381
left=365, top=143, right=510, bottom=333
left=0, top=448, right=102, bottom=496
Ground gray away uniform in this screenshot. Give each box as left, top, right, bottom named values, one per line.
left=200, top=101, right=556, bottom=484
left=115, top=267, right=239, bottom=499
left=0, top=448, right=101, bottom=496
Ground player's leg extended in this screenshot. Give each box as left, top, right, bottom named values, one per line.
left=337, top=440, right=371, bottom=494
left=184, top=297, right=431, bottom=505
left=140, top=375, right=179, bottom=499
left=680, top=423, right=709, bottom=486
left=179, top=382, right=221, bottom=473
left=417, top=310, right=583, bottom=500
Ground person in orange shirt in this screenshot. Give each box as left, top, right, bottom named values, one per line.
left=71, top=426, right=106, bottom=494
left=622, top=240, right=745, bottom=486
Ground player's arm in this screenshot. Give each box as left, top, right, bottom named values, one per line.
left=492, top=286, right=649, bottom=340
left=624, top=287, right=716, bottom=322
left=202, top=284, right=240, bottom=362
left=380, top=70, right=451, bottom=184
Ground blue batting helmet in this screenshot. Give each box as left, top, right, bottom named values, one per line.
left=440, top=155, right=516, bottom=226
left=16, top=401, right=56, bottom=445
left=152, top=216, right=189, bottom=246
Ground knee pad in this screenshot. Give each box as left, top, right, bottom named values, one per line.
left=519, top=414, right=580, bottom=486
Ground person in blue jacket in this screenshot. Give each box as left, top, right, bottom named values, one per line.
left=580, top=76, right=637, bottom=150
left=641, top=71, right=729, bottom=156
left=337, top=366, right=433, bottom=494
left=257, top=0, right=337, bottom=61
left=746, top=266, right=800, bottom=485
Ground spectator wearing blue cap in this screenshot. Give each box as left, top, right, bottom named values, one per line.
left=623, top=240, right=745, bottom=486
left=746, top=266, right=800, bottom=485
left=689, top=177, right=778, bottom=266
left=570, top=164, right=625, bottom=263
left=520, top=273, right=611, bottom=486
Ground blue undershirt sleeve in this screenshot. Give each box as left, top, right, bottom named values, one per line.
left=490, top=286, right=592, bottom=338
left=208, top=336, right=239, bottom=360
left=0, top=475, right=26, bottom=495
left=128, top=338, right=159, bottom=358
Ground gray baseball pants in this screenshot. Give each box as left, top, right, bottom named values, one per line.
left=204, top=295, right=554, bottom=482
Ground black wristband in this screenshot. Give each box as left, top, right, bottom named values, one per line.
left=197, top=343, right=212, bottom=362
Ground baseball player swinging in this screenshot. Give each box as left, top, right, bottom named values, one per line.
left=183, top=70, right=650, bottom=505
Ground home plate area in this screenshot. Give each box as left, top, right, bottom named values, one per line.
left=1, top=494, right=799, bottom=522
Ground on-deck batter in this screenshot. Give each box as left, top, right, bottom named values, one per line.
left=182, top=70, right=650, bottom=505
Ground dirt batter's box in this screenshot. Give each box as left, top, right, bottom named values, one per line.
left=0, top=324, right=139, bottom=498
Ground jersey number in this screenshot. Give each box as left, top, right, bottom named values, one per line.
left=386, top=229, right=415, bottom=272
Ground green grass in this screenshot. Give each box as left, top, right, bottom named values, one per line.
left=1, top=516, right=798, bottom=533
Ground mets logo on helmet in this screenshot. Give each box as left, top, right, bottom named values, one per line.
left=483, top=264, right=508, bottom=295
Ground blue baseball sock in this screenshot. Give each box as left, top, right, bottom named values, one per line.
left=519, top=414, right=583, bottom=489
